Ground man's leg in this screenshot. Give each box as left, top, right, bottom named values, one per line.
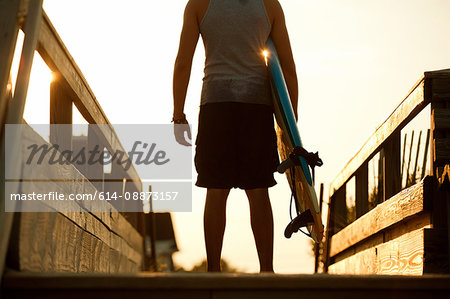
left=204, top=188, right=230, bottom=272
left=245, top=188, right=274, bottom=272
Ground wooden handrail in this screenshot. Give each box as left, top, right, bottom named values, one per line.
left=37, top=11, right=141, bottom=191
left=324, top=70, right=450, bottom=274
left=329, top=75, right=429, bottom=197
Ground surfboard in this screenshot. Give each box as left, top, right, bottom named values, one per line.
left=265, top=38, right=324, bottom=243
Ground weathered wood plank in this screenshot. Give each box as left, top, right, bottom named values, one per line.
left=18, top=124, right=106, bottom=220
left=330, top=78, right=427, bottom=197
left=14, top=124, right=143, bottom=260
left=329, top=228, right=426, bottom=275
left=17, top=183, right=142, bottom=267
left=111, top=211, right=144, bottom=255
left=333, top=211, right=431, bottom=264
left=13, top=212, right=140, bottom=273
left=329, top=179, right=427, bottom=257
left=10, top=196, right=142, bottom=271
left=380, top=228, right=425, bottom=275
left=383, top=211, right=431, bottom=242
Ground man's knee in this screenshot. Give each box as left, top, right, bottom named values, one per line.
left=206, top=188, right=230, bottom=201
left=245, top=188, right=269, bottom=199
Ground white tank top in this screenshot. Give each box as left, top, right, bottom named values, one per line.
left=199, top=0, right=272, bottom=106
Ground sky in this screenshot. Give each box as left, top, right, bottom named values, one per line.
left=14, top=0, right=450, bottom=273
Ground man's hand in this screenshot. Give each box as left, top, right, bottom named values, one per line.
left=174, top=123, right=192, bottom=146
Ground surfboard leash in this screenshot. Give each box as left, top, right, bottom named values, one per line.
left=278, top=146, right=323, bottom=185
left=293, top=146, right=323, bottom=185
left=282, top=147, right=323, bottom=240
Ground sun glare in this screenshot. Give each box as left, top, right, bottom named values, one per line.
left=262, top=49, right=269, bottom=65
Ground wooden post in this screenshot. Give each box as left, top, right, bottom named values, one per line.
left=323, top=194, right=333, bottom=273
left=49, top=75, right=72, bottom=151
left=377, top=150, right=384, bottom=204
left=333, top=187, right=347, bottom=233
left=0, top=0, right=42, bottom=286
left=122, top=180, right=141, bottom=230
left=148, top=185, right=157, bottom=271
left=87, top=125, right=104, bottom=192
left=428, top=71, right=450, bottom=272
left=314, top=183, right=324, bottom=273
left=412, top=130, right=422, bottom=183
left=355, top=163, right=369, bottom=217
left=0, top=0, right=21, bottom=130
left=384, top=131, right=401, bottom=200
left=319, top=183, right=324, bottom=215
left=105, top=163, right=126, bottom=211
left=444, top=170, right=450, bottom=272
left=72, top=135, right=87, bottom=175
left=400, top=133, right=407, bottom=182
left=323, top=187, right=346, bottom=272
left=421, top=129, right=431, bottom=179
left=405, top=131, right=415, bottom=187
left=137, top=210, right=146, bottom=271
left=430, top=102, right=450, bottom=178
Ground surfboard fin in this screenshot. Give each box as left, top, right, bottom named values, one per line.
left=284, top=209, right=314, bottom=239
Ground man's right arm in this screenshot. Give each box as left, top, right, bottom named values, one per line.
left=173, top=0, right=200, bottom=121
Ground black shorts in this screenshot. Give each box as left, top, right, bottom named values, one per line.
left=194, top=102, right=279, bottom=189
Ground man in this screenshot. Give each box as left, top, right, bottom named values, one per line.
left=173, top=0, right=298, bottom=272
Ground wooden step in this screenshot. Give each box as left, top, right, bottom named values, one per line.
left=2, top=270, right=450, bottom=299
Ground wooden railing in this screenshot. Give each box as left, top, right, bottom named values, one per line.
left=1, top=0, right=145, bottom=276
left=322, top=69, right=450, bottom=275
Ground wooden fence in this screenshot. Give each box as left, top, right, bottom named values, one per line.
left=1, top=0, right=145, bottom=277
left=322, top=69, right=450, bottom=275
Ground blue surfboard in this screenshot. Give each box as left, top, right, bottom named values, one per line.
left=266, top=38, right=323, bottom=242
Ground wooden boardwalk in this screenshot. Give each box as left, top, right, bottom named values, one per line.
left=3, top=271, right=450, bottom=299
